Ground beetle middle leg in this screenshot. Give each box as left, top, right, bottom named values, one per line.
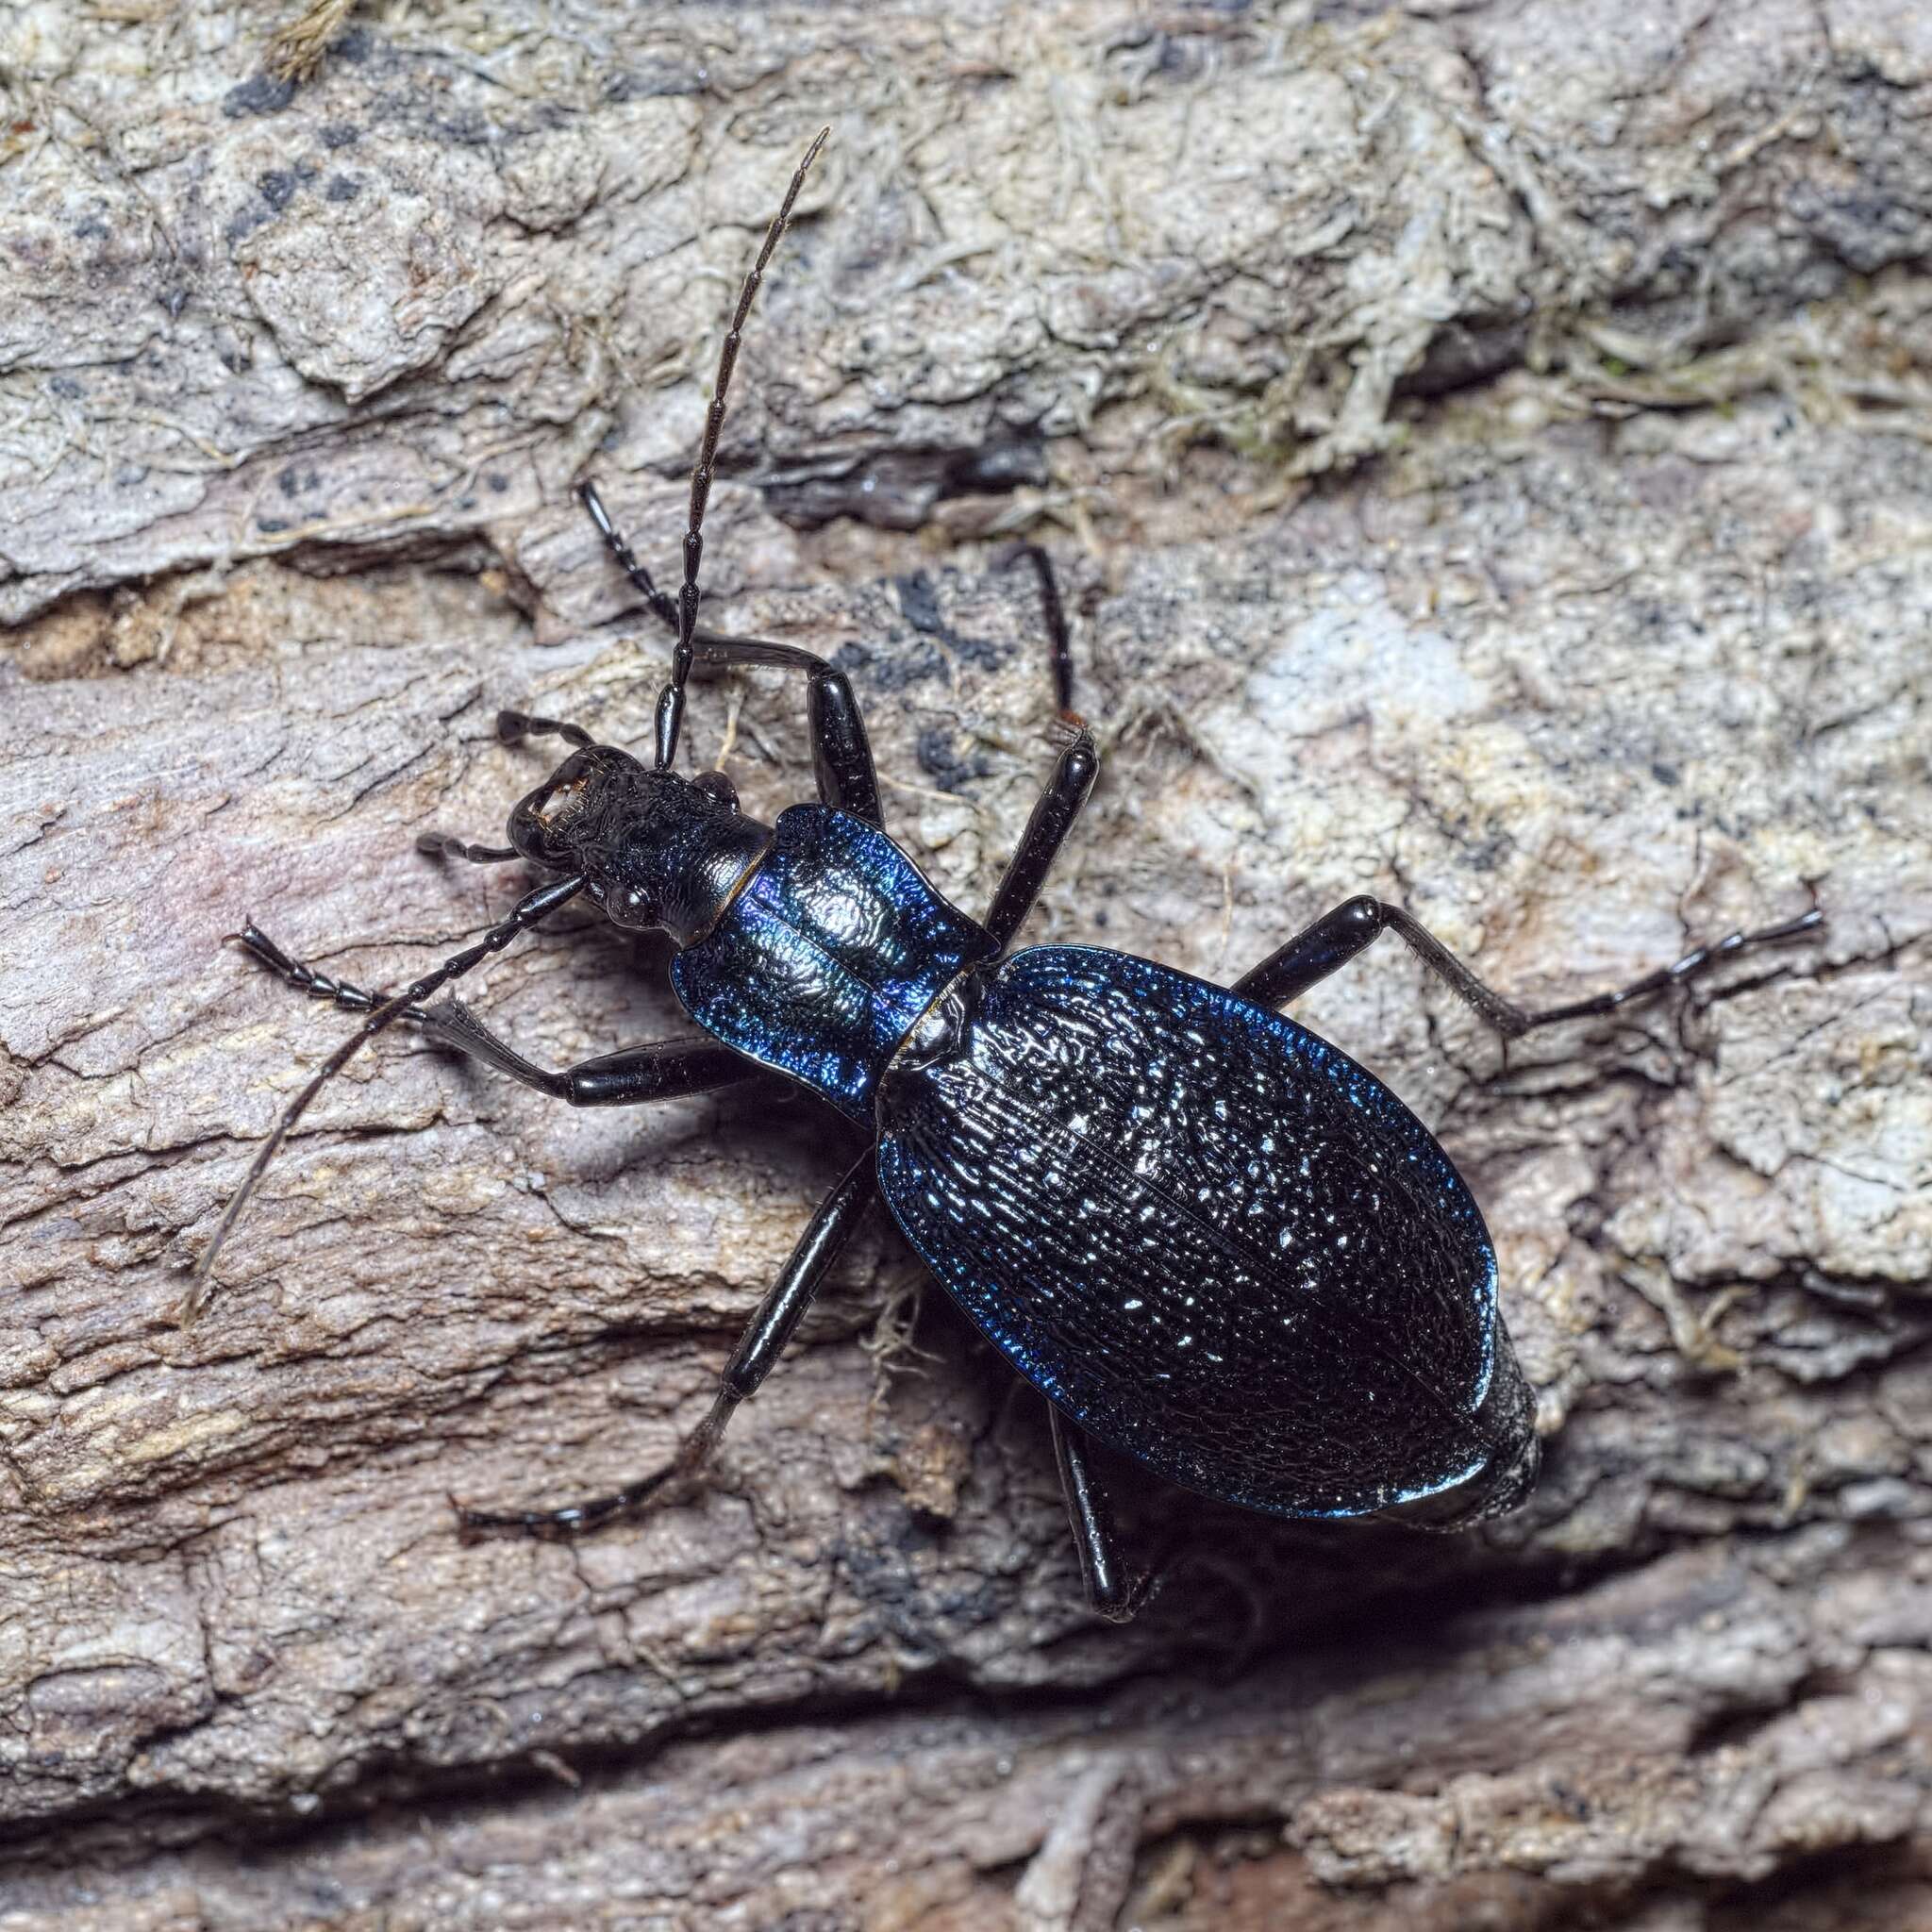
left=998, top=541, right=1078, bottom=724
left=456, top=1145, right=878, bottom=1536
left=1233, top=894, right=1824, bottom=1034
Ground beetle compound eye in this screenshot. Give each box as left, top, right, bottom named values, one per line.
left=608, top=883, right=656, bottom=929
left=692, top=770, right=740, bottom=811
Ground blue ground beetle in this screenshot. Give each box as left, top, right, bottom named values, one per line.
left=189, top=133, right=1822, bottom=1618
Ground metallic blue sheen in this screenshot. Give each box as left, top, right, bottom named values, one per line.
left=487, top=722, right=1541, bottom=1538
left=874, top=945, right=1531, bottom=1522
left=674, top=806, right=998, bottom=1123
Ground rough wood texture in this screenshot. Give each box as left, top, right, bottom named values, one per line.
left=3, top=2, right=1930, bottom=1926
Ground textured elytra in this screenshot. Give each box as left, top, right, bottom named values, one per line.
left=877, top=946, right=1529, bottom=1519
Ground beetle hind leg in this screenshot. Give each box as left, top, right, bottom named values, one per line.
left=1051, top=1406, right=1157, bottom=1623
left=454, top=1146, right=878, bottom=1538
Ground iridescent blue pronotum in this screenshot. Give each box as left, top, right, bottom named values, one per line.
left=189, top=133, right=1823, bottom=1618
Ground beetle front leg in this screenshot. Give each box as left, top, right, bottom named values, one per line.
left=579, top=479, right=681, bottom=636
left=1234, top=894, right=1824, bottom=1035
left=455, top=1145, right=879, bottom=1537
left=236, top=928, right=756, bottom=1104
left=683, top=632, right=882, bottom=827
left=415, top=832, right=519, bottom=865
left=978, top=542, right=1103, bottom=949
left=997, top=541, right=1079, bottom=724
left=981, top=725, right=1099, bottom=952
left=1051, top=1406, right=1155, bottom=1623
left=579, top=484, right=879, bottom=819
left=415, top=998, right=758, bottom=1105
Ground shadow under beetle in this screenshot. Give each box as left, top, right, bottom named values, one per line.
left=189, top=131, right=1824, bottom=1620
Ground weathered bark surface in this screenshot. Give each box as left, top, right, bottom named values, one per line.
left=3, top=2, right=1930, bottom=1926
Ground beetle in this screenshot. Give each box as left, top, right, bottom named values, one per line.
left=187, top=131, right=1823, bottom=1618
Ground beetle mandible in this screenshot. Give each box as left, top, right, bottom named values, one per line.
left=187, top=130, right=1823, bottom=1619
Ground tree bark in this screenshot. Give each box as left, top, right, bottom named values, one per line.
left=2, top=2, right=1929, bottom=1926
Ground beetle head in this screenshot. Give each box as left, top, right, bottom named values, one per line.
left=508, top=748, right=769, bottom=947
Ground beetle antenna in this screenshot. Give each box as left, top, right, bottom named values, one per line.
left=180, top=874, right=587, bottom=1324
left=655, top=126, right=829, bottom=771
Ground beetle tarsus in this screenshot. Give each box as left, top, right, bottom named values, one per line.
left=997, top=541, right=1078, bottom=720
left=578, top=478, right=681, bottom=636
left=453, top=1391, right=735, bottom=1539
left=233, top=923, right=426, bottom=1022
left=1508, top=905, right=1826, bottom=1030
left=453, top=1459, right=692, bottom=1541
